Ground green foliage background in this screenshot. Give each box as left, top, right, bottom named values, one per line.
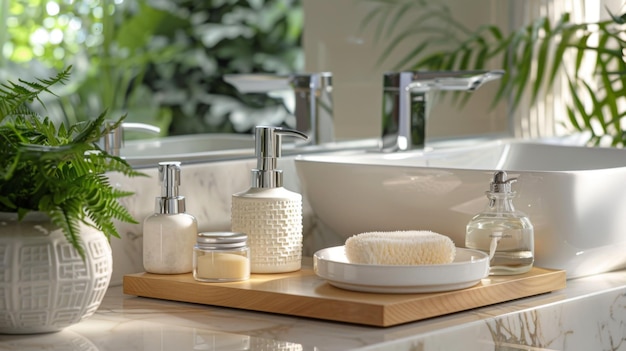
left=0, top=0, right=303, bottom=136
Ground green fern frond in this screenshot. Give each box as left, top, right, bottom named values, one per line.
left=71, top=111, right=112, bottom=145
left=0, top=67, right=71, bottom=122
left=46, top=205, right=86, bottom=260
left=0, top=68, right=144, bottom=261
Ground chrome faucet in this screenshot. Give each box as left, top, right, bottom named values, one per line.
left=224, top=72, right=333, bottom=145
left=380, top=70, right=504, bottom=152
left=103, top=121, right=161, bottom=156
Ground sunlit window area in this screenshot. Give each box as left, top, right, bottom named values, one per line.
left=0, top=0, right=303, bottom=136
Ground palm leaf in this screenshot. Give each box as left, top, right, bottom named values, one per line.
left=547, top=24, right=575, bottom=91
left=530, top=17, right=552, bottom=105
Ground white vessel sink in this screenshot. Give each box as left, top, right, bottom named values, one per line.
left=295, top=138, right=626, bottom=278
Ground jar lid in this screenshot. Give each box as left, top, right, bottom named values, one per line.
left=196, top=232, right=247, bottom=249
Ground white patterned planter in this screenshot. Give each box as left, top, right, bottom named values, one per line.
left=0, top=212, right=112, bottom=334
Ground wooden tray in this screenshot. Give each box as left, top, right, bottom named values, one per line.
left=123, top=266, right=566, bottom=327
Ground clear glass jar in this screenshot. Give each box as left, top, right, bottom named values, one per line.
left=465, top=171, right=534, bottom=275
left=193, top=232, right=250, bottom=282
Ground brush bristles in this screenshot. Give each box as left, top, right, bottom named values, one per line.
left=345, top=231, right=456, bottom=265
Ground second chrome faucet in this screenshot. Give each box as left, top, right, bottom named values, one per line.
left=103, top=121, right=161, bottom=156
left=380, top=70, right=504, bottom=152
left=224, top=72, right=333, bottom=146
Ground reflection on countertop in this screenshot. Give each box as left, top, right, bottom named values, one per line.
left=2, top=268, right=626, bottom=350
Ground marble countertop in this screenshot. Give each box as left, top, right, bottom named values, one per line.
left=3, top=269, right=626, bottom=351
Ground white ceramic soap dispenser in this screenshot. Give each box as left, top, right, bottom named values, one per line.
left=465, top=171, right=534, bottom=275
left=143, top=161, right=198, bottom=274
left=231, top=126, right=308, bottom=273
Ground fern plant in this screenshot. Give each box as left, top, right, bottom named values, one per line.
left=0, top=67, right=144, bottom=259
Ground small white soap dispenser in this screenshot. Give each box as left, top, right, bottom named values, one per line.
left=143, top=161, right=198, bottom=274
left=231, top=126, right=308, bottom=273
left=465, top=171, right=534, bottom=275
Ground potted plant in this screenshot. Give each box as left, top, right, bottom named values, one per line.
left=0, top=67, right=143, bottom=334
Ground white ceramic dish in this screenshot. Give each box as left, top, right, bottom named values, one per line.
left=313, top=246, right=490, bottom=294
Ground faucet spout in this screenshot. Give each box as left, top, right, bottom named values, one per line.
left=380, top=70, right=504, bottom=152
left=224, top=72, right=333, bottom=146
left=103, top=121, right=161, bottom=157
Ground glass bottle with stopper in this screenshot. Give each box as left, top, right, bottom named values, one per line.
left=465, top=171, right=534, bottom=275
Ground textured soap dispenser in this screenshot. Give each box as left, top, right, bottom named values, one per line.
left=231, top=126, right=308, bottom=273
left=465, top=171, right=534, bottom=275
left=143, top=161, right=198, bottom=274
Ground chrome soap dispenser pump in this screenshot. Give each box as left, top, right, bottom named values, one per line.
left=465, top=171, right=534, bottom=275
left=231, top=126, right=308, bottom=274
left=143, top=161, right=198, bottom=274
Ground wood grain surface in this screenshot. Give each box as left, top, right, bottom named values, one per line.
left=123, top=267, right=566, bottom=327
